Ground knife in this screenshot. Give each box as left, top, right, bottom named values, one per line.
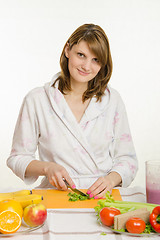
left=63, top=179, right=89, bottom=198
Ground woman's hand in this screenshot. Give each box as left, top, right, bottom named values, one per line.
left=25, top=160, right=75, bottom=191
left=87, top=172, right=122, bottom=199
left=44, top=162, right=76, bottom=191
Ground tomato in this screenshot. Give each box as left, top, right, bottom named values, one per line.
left=126, top=217, right=146, bottom=234
left=100, top=207, right=121, bottom=226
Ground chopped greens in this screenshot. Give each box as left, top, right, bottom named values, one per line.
left=67, top=192, right=90, bottom=201
left=100, top=232, right=107, bottom=235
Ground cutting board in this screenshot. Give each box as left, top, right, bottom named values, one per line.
left=32, top=189, right=122, bottom=209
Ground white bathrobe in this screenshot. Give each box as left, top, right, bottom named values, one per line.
left=7, top=73, right=138, bottom=189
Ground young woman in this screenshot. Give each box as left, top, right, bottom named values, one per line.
left=7, top=24, right=138, bottom=199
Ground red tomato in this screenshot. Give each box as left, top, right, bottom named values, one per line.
left=126, top=217, right=146, bottom=234
left=100, top=207, right=121, bottom=226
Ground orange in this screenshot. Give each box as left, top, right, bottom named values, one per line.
left=0, top=210, right=22, bottom=234
left=0, top=199, right=23, bottom=218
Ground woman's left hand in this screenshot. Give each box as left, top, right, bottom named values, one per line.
left=87, top=172, right=122, bottom=199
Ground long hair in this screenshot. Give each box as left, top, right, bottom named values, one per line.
left=53, top=23, right=113, bottom=102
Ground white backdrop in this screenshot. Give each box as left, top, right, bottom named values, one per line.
left=0, top=0, right=160, bottom=191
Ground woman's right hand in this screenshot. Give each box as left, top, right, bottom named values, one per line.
left=44, top=162, right=76, bottom=191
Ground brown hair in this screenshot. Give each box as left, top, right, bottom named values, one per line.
left=53, top=23, right=113, bottom=102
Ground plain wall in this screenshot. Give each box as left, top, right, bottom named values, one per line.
left=0, top=0, right=160, bottom=191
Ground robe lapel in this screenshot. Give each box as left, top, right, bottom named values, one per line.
left=44, top=78, right=110, bottom=170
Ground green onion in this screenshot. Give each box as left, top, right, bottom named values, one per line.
left=67, top=192, right=89, bottom=201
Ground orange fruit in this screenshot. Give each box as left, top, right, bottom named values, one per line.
left=0, top=210, right=22, bottom=234
left=0, top=199, right=23, bottom=218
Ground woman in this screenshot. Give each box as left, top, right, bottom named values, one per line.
left=7, top=24, right=138, bottom=199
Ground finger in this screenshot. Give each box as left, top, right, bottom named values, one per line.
left=95, top=187, right=110, bottom=199
left=53, top=172, right=68, bottom=191
left=64, top=174, right=76, bottom=189
left=87, top=179, right=101, bottom=193
left=50, top=176, right=61, bottom=190
left=93, top=181, right=113, bottom=199
left=88, top=176, right=113, bottom=198
left=87, top=177, right=104, bottom=196
left=49, top=178, right=56, bottom=188
left=57, top=175, right=68, bottom=191
left=91, top=182, right=107, bottom=198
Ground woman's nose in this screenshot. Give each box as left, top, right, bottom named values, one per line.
left=81, top=60, right=91, bottom=72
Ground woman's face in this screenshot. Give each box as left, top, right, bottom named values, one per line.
left=65, top=40, right=101, bottom=86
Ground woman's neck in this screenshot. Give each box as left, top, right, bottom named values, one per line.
left=68, top=80, right=88, bottom=98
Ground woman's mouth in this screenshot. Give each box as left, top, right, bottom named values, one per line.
left=77, top=69, right=90, bottom=76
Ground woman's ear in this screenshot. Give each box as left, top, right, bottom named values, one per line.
left=64, top=43, right=70, bottom=58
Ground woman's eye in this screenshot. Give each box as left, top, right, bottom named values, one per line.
left=93, top=58, right=99, bottom=63
left=77, top=52, right=84, bottom=57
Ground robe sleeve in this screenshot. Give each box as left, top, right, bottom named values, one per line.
left=7, top=94, right=39, bottom=185
left=110, top=96, right=138, bottom=187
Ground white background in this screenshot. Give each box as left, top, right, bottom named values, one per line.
left=0, top=0, right=160, bottom=191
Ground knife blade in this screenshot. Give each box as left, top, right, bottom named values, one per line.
left=63, top=179, right=89, bottom=197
